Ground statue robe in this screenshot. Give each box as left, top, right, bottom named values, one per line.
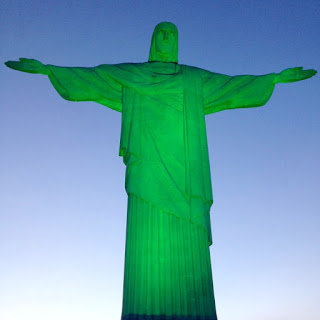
left=47, top=62, right=275, bottom=319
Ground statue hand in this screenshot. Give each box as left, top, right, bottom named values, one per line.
left=4, top=58, right=50, bottom=75
left=274, top=67, right=317, bottom=83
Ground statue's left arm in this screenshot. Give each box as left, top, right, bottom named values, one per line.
left=202, top=67, right=317, bottom=115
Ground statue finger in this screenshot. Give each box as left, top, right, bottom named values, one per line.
left=307, top=69, right=317, bottom=76
left=301, top=72, right=315, bottom=80
left=5, top=61, right=22, bottom=70
left=4, top=61, right=13, bottom=67
left=308, top=70, right=317, bottom=77
left=303, top=70, right=316, bottom=77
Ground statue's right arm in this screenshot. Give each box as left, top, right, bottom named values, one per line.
left=5, top=58, right=50, bottom=75
left=5, top=58, right=123, bottom=112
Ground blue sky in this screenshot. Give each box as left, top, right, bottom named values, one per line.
left=1, top=1, right=319, bottom=320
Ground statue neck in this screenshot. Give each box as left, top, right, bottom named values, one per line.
left=147, top=61, right=180, bottom=74
left=154, top=51, right=174, bottom=63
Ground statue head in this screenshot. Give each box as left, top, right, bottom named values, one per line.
left=149, top=22, right=178, bottom=63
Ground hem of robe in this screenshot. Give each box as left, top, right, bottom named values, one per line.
left=121, top=195, right=217, bottom=320
left=122, top=315, right=217, bottom=320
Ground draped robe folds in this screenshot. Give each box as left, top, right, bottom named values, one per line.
left=47, top=62, right=276, bottom=246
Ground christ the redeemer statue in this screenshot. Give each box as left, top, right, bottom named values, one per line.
left=5, top=22, right=316, bottom=320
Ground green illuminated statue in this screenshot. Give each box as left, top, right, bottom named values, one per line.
left=5, top=22, right=316, bottom=320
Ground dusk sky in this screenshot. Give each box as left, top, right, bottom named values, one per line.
left=1, top=1, right=319, bottom=320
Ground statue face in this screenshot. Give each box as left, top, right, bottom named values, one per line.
left=155, top=25, right=176, bottom=55
left=149, top=22, right=178, bottom=63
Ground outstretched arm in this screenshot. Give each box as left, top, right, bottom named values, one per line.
left=5, top=58, right=50, bottom=75
left=273, top=67, right=317, bottom=83
left=5, top=58, right=123, bottom=112
left=203, top=67, right=317, bottom=115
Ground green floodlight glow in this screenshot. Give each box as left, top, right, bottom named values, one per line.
left=5, top=21, right=317, bottom=320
